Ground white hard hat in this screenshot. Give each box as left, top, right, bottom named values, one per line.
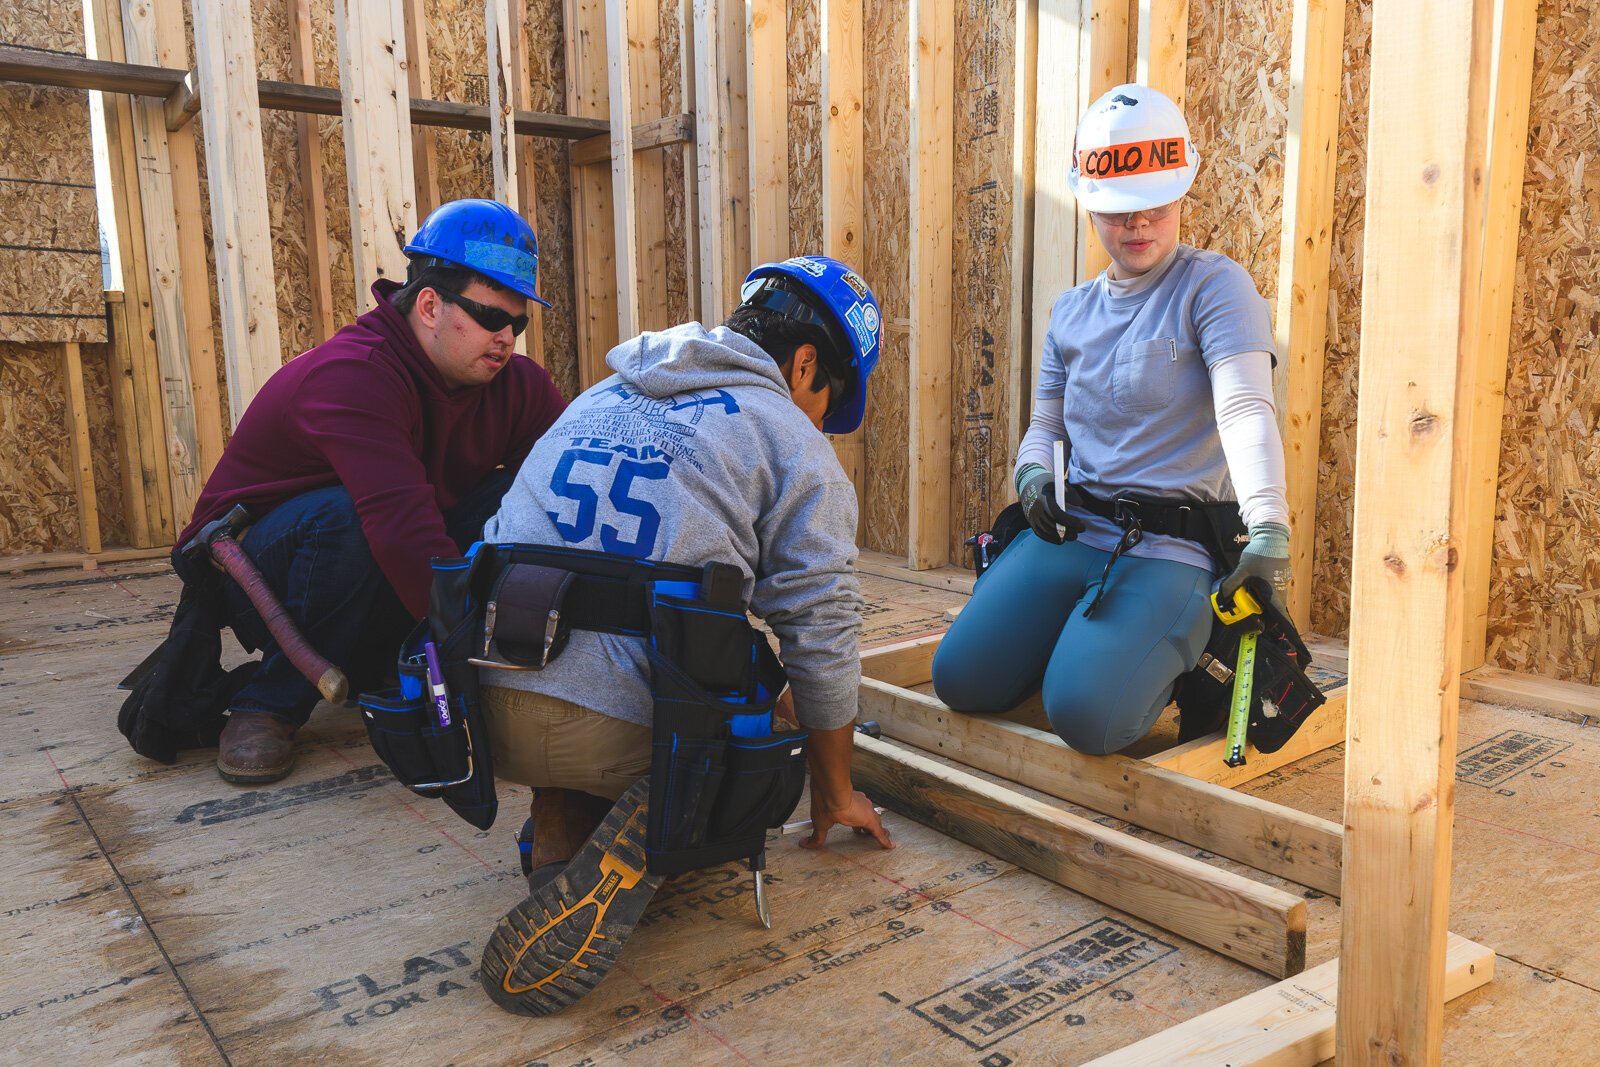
left=1067, top=84, right=1199, bottom=213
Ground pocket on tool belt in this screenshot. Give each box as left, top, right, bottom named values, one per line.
left=1246, top=636, right=1326, bottom=754
left=359, top=687, right=471, bottom=792
left=650, top=734, right=728, bottom=854
left=708, top=731, right=807, bottom=840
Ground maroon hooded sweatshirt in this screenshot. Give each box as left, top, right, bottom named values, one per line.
left=179, top=281, right=566, bottom=619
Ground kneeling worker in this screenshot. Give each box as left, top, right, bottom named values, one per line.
left=121, top=200, right=567, bottom=782
left=476, top=255, right=893, bottom=1014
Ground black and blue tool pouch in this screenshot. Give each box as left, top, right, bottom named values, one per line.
left=1172, top=576, right=1327, bottom=752
left=645, top=581, right=807, bottom=877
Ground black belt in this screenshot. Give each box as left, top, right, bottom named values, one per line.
left=1074, top=491, right=1239, bottom=544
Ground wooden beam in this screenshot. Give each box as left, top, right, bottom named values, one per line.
left=288, top=0, right=337, bottom=346
left=402, top=0, right=442, bottom=219
left=626, top=0, right=669, bottom=331
left=1006, top=0, right=1038, bottom=460
left=858, top=633, right=945, bottom=688
left=0, top=46, right=607, bottom=139
left=566, top=0, right=620, bottom=387
left=487, top=0, right=521, bottom=209
left=1149, top=685, right=1348, bottom=789
left=152, top=0, right=224, bottom=479
left=605, top=0, right=640, bottom=341
left=717, top=0, right=751, bottom=288
left=855, top=548, right=976, bottom=594
left=1274, top=0, right=1346, bottom=631
left=190, top=0, right=284, bottom=425
left=335, top=0, right=417, bottom=311
left=1077, top=0, right=1132, bottom=281
left=1461, top=0, right=1538, bottom=671
left=61, top=344, right=101, bottom=555
left=1133, top=0, right=1188, bottom=110
left=508, top=0, right=547, bottom=364
left=120, top=0, right=203, bottom=528
left=91, top=0, right=174, bottom=545
left=570, top=112, right=695, bottom=165
left=1338, top=0, right=1496, bottom=1057
left=1030, top=0, right=1085, bottom=400
left=692, top=0, right=728, bottom=321
left=0, top=545, right=173, bottom=574
left=746, top=0, right=790, bottom=264
left=1084, top=934, right=1494, bottom=1067
left=821, top=0, right=865, bottom=513
left=906, top=0, right=955, bottom=570
left=101, top=290, right=150, bottom=547
left=852, top=732, right=1308, bottom=977
left=858, top=677, right=1345, bottom=895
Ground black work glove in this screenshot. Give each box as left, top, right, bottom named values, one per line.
left=1016, top=464, right=1084, bottom=545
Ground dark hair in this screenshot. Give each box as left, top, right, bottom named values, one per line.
left=724, top=305, right=847, bottom=405
left=391, top=256, right=508, bottom=315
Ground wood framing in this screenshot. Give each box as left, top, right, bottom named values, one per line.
left=190, top=0, right=284, bottom=425
left=1461, top=0, right=1539, bottom=671
left=1337, top=0, right=1497, bottom=1057
left=1085, top=934, right=1494, bottom=1067
left=1030, top=0, right=1085, bottom=400
left=1149, top=685, right=1349, bottom=789
left=745, top=0, right=789, bottom=265
left=508, top=0, right=547, bottom=363
left=567, top=0, right=621, bottom=386
left=402, top=0, right=442, bottom=219
left=906, top=0, right=955, bottom=570
left=858, top=632, right=945, bottom=688
left=335, top=0, right=417, bottom=309
left=857, top=677, right=1345, bottom=895
left=61, top=344, right=100, bottom=555
left=487, top=0, right=522, bottom=210
left=1274, top=0, right=1346, bottom=631
left=1006, top=0, right=1038, bottom=458
left=692, top=0, right=727, bottom=318
left=626, top=0, right=668, bottom=330
left=101, top=290, right=150, bottom=546
left=1134, top=0, right=1188, bottom=110
left=821, top=0, right=865, bottom=506
left=288, top=0, right=337, bottom=346
left=90, top=0, right=173, bottom=546
left=851, top=732, right=1308, bottom=977
left=120, top=0, right=202, bottom=526
left=604, top=0, right=640, bottom=340
left=1076, top=0, right=1132, bottom=281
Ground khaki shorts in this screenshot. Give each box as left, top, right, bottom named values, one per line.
left=481, top=686, right=652, bottom=801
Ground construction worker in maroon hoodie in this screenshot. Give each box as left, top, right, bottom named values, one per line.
left=156, top=199, right=567, bottom=785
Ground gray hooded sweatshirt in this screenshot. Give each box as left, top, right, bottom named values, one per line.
left=481, top=323, right=863, bottom=730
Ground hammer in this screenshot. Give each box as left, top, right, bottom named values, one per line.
left=182, top=504, right=349, bottom=705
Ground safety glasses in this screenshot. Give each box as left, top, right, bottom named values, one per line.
left=435, top=286, right=530, bottom=337
left=1091, top=201, right=1178, bottom=228
left=738, top=276, right=853, bottom=420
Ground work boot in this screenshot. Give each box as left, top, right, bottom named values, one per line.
left=216, top=711, right=297, bottom=784
left=481, top=777, right=663, bottom=1016
left=517, top=790, right=614, bottom=893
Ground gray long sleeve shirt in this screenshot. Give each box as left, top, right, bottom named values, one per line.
left=482, top=323, right=863, bottom=730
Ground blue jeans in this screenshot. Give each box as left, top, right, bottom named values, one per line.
left=931, top=530, right=1215, bottom=755
left=173, top=469, right=514, bottom=726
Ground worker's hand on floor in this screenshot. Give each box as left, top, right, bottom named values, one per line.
left=800, top=789, right=895, bottom=851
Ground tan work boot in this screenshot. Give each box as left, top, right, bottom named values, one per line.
left=216, top=712, right=297, bottom=784
left=519, top=789, right=615, bottom=892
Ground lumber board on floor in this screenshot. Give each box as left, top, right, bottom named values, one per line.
left=1149, top=685, right=1349, bottom=788
left=1083, top=933, right=1494, bottom=1066
left=858, top=678, right=1344, bottom=895
left=851, top=733, right=1308, bottom=977
left=858, top=633, right=942, bottom=688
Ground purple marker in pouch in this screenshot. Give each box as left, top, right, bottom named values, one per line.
left=423, top=640, right=451, bottom=728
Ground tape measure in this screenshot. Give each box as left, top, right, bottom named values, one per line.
left=1212, top=585, right=1264, bottom=769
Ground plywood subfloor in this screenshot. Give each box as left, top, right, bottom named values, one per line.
left=1, top=561, right=1596, bottom=1064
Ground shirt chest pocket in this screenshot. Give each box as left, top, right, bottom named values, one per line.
left=1111, top=337, right=1177, bottom=414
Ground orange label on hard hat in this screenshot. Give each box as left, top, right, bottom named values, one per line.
left=1077, top=137, right=1189, bottom=179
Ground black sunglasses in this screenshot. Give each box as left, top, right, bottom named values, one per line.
left=434, top=286, right=529, bottom=337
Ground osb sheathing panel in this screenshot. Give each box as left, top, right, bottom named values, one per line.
left=0, top=0, right=104, bottom=345
left=947, top=0, right=1018, bottom=561
left=1306, top=0, right=1370, bottom=640
left=1489, top=0, right=1600, bottom=684
left=0, top=344, right=80, bottom=553
left=1183, top=0, right=1290, bottom=303
left=787, top=0, right=822, bottom=255
left=861, top=0, right=910, bottom=556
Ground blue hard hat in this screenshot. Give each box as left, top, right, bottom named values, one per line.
left=403, top=198, right=552, bottom=308
left=740, top=255, right=881, bottom=434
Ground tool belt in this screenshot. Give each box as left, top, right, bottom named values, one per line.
left=1172, top=575, right=1327, bottom=753
left=357, top=543, right=806, bottom=877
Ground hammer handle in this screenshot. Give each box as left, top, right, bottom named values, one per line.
left=209, top=538, right=349, bottom=705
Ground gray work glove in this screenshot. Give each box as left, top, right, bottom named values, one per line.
left=1219, top=521, right=1290, bottom=609
left=1016, top=464, right=1084, bottom=545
